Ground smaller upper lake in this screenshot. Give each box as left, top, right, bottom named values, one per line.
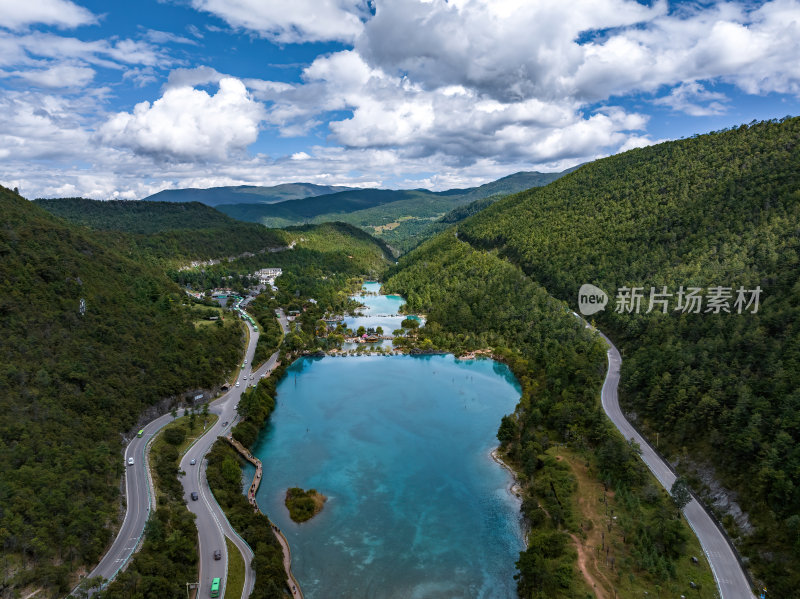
left=343, top=281, right=423, bottom=337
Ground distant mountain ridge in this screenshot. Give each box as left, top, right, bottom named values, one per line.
left=143, top=183, right=355, bottom=206
left=210, top=170, right=573, bottom=253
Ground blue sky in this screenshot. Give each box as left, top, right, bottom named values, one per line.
left=1, top=0, right=799, bottom=199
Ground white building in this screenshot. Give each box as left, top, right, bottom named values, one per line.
left=255, top=268, right=282, bottom=285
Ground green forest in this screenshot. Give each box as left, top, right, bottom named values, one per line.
left=217, top=171, right=569, bottom=254
left=0, top=187, right=245, bottom=596
left=385, top=234, right=713, bottom=597
left=431, top=117, right=800, bottom=594
left=96, top=416, right=203, bottom=599
left=35, top=198, right=290, bottom=264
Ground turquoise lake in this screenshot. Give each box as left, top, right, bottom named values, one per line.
left=343, top=281, right=424, bottom=335
left=246, top=354, right=525, bottom=598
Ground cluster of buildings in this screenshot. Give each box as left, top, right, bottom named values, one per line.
left=255, top=268, right=282, bottom=286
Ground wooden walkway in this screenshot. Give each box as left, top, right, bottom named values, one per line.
left=224, top=435, right=304, bottom=599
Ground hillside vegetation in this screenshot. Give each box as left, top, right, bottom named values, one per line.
left=170, top=221, right=391, bottom=297
left=217, top=171, right=569, bottom=253
left=385, top=234, right=713, bottom=597
left=0, top=187, right=244, bottom=596
left=142, top=183, right=353, bottom=206
left=35, top=198, right=288, bottom=264
left=448, top=117, right=799, bottom=594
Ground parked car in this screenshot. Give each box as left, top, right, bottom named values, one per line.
left=213, top=549, right=221, bottom=560
left=127, top=457, right=134, bottom=466
left=191, top=491, right=199, bottom=501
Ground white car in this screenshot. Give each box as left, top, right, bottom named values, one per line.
left=235, top=382, right=240, bottom=387
left=127, top=457, right=134, bottom=466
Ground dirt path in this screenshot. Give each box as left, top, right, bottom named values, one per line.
left=569, top=533, right=610, bottom=599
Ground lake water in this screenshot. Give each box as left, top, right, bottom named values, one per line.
left=247, top=354, right=525, bottom=598
left=343, top=281, right=423, bottom=336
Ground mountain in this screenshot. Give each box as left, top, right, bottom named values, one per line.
left=35, top=198, right=289, bottom=263
left=142, top=183, right=354, bottom=207
left=3, top=190, right=393, bottom=597
left=455, top=169, right=576, bottom=204
left=387, top=117, right=800, bottom=595
left=215, top=170, right=572, bottom=253
left=35, top=197, right=248, bottom=233
left=0, top=186, right=246, bottom=596
left=217, top=188, right=443, bottom=226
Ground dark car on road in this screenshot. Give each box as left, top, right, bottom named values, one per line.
left=191, top=491, right=198, bottom=501
left=213, top=549, right=221, bottom=560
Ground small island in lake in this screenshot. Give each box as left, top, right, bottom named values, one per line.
left=285, top=487, right=327, bottom=522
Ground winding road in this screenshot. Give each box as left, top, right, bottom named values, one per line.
left=80, top=412, right=175, bottom=590
left=598, top=330, right=755, bottom=599
left=78, top=302, right=286, bottom=598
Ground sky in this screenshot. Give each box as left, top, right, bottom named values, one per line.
left=1, top=0, right=799, bottom=200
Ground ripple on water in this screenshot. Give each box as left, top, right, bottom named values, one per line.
left=248, top=354, right=524, bottom=599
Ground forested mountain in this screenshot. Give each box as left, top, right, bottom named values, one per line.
left=217, top=170, right=571, bottom=253
left=0, top=187, right=246, bottom=596
left=385, top=236, right=707, bottom=597
left=35, top=198, right=289, bottom=264
left=218, top=188, right=445, bottom=226
left=392, top=117, right=800, bottom=594
left=142, top=183, right=354, bottom=206
left=171, top=221, right=392, bottom=299
left=36, top=198, right=254, bottom=233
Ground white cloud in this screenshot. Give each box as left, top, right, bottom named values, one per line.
left=257, top=50, right=647, bottom=165
left=190, top=0, right=370, bottom=43
left=5, top=0, right=800, bottom=202
left=0, top=90, right=95, bottom=161
left=356, top=0, right=800, bottom=102
left=0, top=0, right=97, bottom=30
left=142, top=29, right=198, bottom=46
left=98, top=78, right=266, bottom=161
left=165, top=65, right=226, bottom=89
left=654, top=82, right=729, bottom=116
left=0, top=31, right=173, bottom=69
left=8, top=63, right=95, bottom=88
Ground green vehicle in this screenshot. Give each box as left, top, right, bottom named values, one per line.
left=137, top=429, right=144, bottom=438
left=210, top=577, right=220, bottom=597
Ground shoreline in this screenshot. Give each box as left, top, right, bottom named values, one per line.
left=490, top=447, right=523, bottom=499
left=490, top=447, right=529, bottom=548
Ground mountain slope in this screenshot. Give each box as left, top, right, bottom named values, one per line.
left=217, top=170, right=572, bottom=253
left=142, top=183, right=354, bottom=206
left=36, top=197, right=248, bottom=233
left=0, top=187, right=244, bottom=596
left=413, top=117, right=800, bottom=594
left=217, top=188, right=443, bottom=226
left=35, top=198, right=289, bottom=263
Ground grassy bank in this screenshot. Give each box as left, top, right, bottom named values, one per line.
left=224, top=537, right=245, bottom=599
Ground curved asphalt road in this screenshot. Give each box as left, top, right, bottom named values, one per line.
left=79, top=412, right=174, bottom=592
left=181, top=301, right=285, bottom=599
left=597, top=329, right=755, bottom=599
left=79, top=302, right=284, bottom=598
